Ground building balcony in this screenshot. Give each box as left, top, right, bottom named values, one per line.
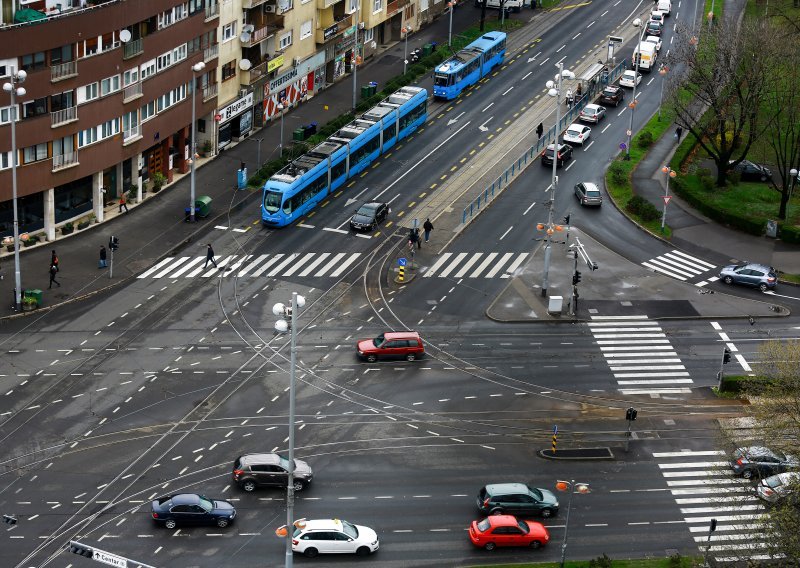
left=243, top=0, right=268, bottom=8
left=203, top=83, right=218, bottom=102
left=317, top=0, right=341, bottom=8
left=242, top=24, right=277, bottom=47
left=52, top=150, right=79, bottom=172
left=316, top=14, right=353, bottom=44
left=51, top=60, right=78, bottom=82
left=204, top=44, right=219, bottom=63
left=51, top=106, right=78, bottom=128
left=205, top=2, right=220, bottom=20
left=123, top=38, right=144, bottom=60
left=122, top=82, right=143, bottom=103
left=387, top=0, right=410, bottom=16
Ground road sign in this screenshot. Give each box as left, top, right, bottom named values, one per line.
left=214, top=113, right=222, bottom=122
left=663, top=195, right=672, bottom=205
left=608, top=35, right=623, bottom=43
left=619, top=142, right=627, bottom=150
left=398, top=257, right=407, bottom=267
left=626, top=129, right=632, bottom=136
left=94, top=550, right=128, bottom=568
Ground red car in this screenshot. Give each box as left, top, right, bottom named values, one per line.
left=468, top=515, right=550, bottom=551
left=356, top=331, right=424, bottom=362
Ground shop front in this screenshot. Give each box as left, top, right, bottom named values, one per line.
left=217, top=92, right=255, bottom=150
left=263, top=51, right=325, bottom=121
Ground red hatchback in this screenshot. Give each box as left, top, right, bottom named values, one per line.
left=469, top=515, right=549, bottom=551
left=356, top=331, right=425, bottom=362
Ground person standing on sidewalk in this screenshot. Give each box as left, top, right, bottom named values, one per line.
left=423, top=218, right=434, bottom=242
left=204, top=243, right=218, bottom=268
left=119, top=195, right=128, bottom=213
left=536, top=122, right=544, bottom=140
left=51, top=250, right=59, bottom=273
left=49, top=263, right=60, bottom=288
left=98, top=245, right=107, bottom=269
left=675, top=126, right=683, bottom=141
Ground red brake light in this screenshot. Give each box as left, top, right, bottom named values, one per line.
left=233, top=469, right=244, bottom=477
left=483, top=498, right=490, bottom=507
left=152, top=512, right=159, bottom=519
left=737, top=457, right=745, bottom=465
left=292, top=539, right=299, bottom=545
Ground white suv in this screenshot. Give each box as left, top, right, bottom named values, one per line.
left=292, top=518, right=379, bottom=558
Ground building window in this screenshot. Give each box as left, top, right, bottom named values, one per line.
left=188, top=0, right=203, bottom=14
left=140, top=59, right=156, bottom=80
left=157, top=52, right=172, bottom=72
left=0, top=151, right=11, bottom=170
left=100, top=75, right=121, bottom=96
left=78, top=126, right=98, bottom=147
left=21, top=52, right=46, bottom=72
left=101, top=118, right=120, bottom=139
left=349, top=0, right=357, bottom=12
left=280, top=0, right=294, bottom=11
left=123, top=68, right=139, bottom=87
left=0, top=105, right=18, bottom=124
left=141, top=100, right=156, bottom=122
left=22, top=97, right=48, bottom=119
left=373, top=0, right=381, bottom=12
left=50, top=45, right=74, bottom=66
left=78, top=82, right=99, bottom=104
left=50, top=91, right=75, bottom=113
left=279, top=31, right=293, bottom=50
left=22, top=143, right=48, bottom=164
left=158, top=4, right=189, bottom=29
left=53, top=135, right=74, bottom=157
left=300, top=20, right=312, bottom=40
left=123, top=110, right=139, bottom=138
left=221, top=60, right=236, bottom=81
left=187, top=36, right=202, bottom=54
left=364, top=27, right=374, bottom=42
left=222, top=21, right=237, bottom=43
left=172, top=44, right=187, bottom=64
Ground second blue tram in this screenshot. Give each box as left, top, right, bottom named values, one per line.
left=433, top=31, right=507, bottom=100
left=261, top=86, right=428, bottom=227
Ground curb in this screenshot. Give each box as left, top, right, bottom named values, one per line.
left=538, top=448, right=615, bottom=460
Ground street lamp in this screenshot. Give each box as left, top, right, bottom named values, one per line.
left=273, top=292, right=306, bottom=568
left=255, top=138, right=263, bottom=169
left=788, top=167, right=798, bottom=202
left=661, top=165, right=676, bottom=232
left=402, top=26, right=410, bottom=75
left=352, top=1, right=361, bottom=110
left=2, top=67, right=27, bottom=311
left=448, top=2, right=454, bottom=47
left=277, top=102, right=285, bottom=156
left=658, top=64, right=668, bottom=121
left=555, top=479, right=591, bottom=568
left=188, top=61, right=205, bottom=223
left=626, top=18, right=643, bottom=160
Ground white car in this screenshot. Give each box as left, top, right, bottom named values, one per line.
left=619, top=70, right=642, bottom=88
left=292, top=518, right=379, bottom=558
left=563, top=123, right=591, bottom=146
left=643, top=34, right=662, bottom=52
left=756, top=472, right=800, bottom=503
left=650, top=10, right=664, bottom=24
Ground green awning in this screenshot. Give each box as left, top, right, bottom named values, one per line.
left=14, top=8, right=47, bottom=23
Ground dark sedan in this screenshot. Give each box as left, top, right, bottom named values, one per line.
left=350, top=202, right=389, bottom=232
left=730, top=446, right=799, bottom=480
left=151, top=493, right=236, bottom=529
left=599, top=85, right=624, bottom=107
left=729, top=159, right=772, bottom=182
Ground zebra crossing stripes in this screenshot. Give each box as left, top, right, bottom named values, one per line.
left=422, top=252, right=530, bottom=279
left=588, top=315, right=691, bottom=394
left=653, top=450, right=772, bottom=563
left=641, top=249, right=717, bottom=284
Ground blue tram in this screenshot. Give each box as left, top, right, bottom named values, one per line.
left=433, top=31, right=507, bottom=100
left=261, top=86, right=428, bottom=227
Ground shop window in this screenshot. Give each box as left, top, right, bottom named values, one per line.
left=21, top=52, right=46, bottom=72
left=54, top=180, right=93, bottom=224
left=22, top=97, right=48, bottom=119
left=222, top=60, right=236, bottom=82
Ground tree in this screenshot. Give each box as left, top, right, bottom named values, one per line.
left=666, top=18, right=777, bottom=186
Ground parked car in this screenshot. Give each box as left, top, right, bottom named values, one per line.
left=646, top=20, right=663, bottom=35
left=619, top=70, right=642, bottom=88
left=574, top=182, right=603, bottom=206
left=756, top=472, right=800, bottom=503
left=563, top=123, right=591, bottom=146
left=151, top=494, right=236, bottom=529
left=657, top=0, right=672, bottom=15
left=729, top=159, right=773, bottom=182
left=469, top=514, right=550, bottom=550
left=730, top=446, right=799, bottom=479
left=232, top=453, right=313, bottom=492
left=350, top=201, right=389, bottom=232
left=649, top=10, right=665, bottom=24
left=579, top=103, right=606, bottom=123
left=291, top=518, right=379, bottom=557
left=541, top=143, right=573, bottom=168
left=476, top=483, right=559, bottom=518
left=719, top=263, right=777, bottom=292
left=643, top=34, right=662, bottom=51
left=599, top=85, right=625, bottom=106
left=357, top=331, right=425, bottom=362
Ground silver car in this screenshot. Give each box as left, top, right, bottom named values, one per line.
left=574, top=182, right=602, bottom=206
left=756, top=472, right=800, bottom=503
left=719, top=263, right=777, bottom=292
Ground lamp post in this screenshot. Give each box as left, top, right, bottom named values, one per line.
left=626, top=18, right=643, bottom=160
left=188, top=61, right=205, bottom=223
left=661, top=165, right=676, bottom=232
left=277, top=102, right=285, bottom=156
left=255, top=138, right=263, bottom=169
left=352, top=1, right=360, bottom=110
left=448, top=2, right=454, bottom=47
left=2, top=67, right=27, bottom=311
left=273, top=292, right=306, bottom=568
left=658, top=64, right=668, bottom=120
left=555, top=480, right=591, bottom=568
left=790, top=168, right=799, bottom=202
left=402, top=26, right=410, bottom=75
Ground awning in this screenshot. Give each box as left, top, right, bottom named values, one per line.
left=580, top=63, right=606, bottom=83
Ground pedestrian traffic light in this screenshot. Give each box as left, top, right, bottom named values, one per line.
left=68, top=541, right=94, bottom=558
left=572, top=271, right=582, bottom=285
left=625, top=407, right=637, bottom=421
left=723, top=347, right=731, bottom=364
left=2, top=514, right=17, bottom=525
left=563, top=214, right=571, bottom=225
left=109, top=236, right=119, bottom=251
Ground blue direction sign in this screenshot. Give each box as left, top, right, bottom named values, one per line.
left=619, top=142, right=627, bottom=150
left=398, top=257, right=407, bottom=267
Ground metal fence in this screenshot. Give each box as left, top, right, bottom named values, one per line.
left=462, top=60, right=628, bottom=224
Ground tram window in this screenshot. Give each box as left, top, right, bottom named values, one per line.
left=383, top=123, right=396, bottom=140
left=264, top=191, right=282, bottom=213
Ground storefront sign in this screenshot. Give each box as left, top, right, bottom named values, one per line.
left=267, top=54, right=285, bottom=73
left=217, top=92, right=254, bottom=124
left=270, top=67, right=298, bottom=93
left=324, top=23, right=339, bottom=41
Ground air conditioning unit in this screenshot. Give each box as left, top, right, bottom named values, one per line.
left=264, top=5, right=277, bottom=12
left=293, top=56, right=302, bottom=67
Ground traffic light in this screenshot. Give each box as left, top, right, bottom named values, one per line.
left=68, top=541, right=94, bottom=558
left=625, top=407, right=637, bottom=421
left=572, top=271, right=582, bottom=285
left=2, top=514, right=17, bottom=525
left=563, top=214, right=571, bottom=225
left=109, top=235, right=119, bottom=251
left=723, top=348, right=731, bottom=364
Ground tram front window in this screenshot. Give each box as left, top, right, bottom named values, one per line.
left=264, top=191, right=282, bottom=214
left=434, top=73, right=451, bottom=87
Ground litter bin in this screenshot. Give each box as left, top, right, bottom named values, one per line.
left=293, top=127, right=306, bottom=141
left=361, top=85, right=372, bottom=99
left=369, top=81, right=378, bottom=96
left=423, top=43, right=436, bottom=56
left=24, top=289, right=42, bottom=307
left=185, top=196, right=212, bottom=220
left=304, top=122, right=317, bottom=138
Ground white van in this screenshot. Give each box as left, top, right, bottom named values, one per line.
left=475, top=0, right=523, bottom=13
left=632, top=42, right=658, bottom=72
left=657, top=0, right=671, bottom=15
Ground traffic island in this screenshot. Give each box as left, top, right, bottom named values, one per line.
left=539, top=447, right=615, bottom=460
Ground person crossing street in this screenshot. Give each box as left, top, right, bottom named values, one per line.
left=204, top=243, right=218, bottom=269
left=49, top=263, right=60, bottom=288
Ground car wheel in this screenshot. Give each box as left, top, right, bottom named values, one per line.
left=541, top=508, right=553, bottom=518
left=490, top=508, right=504, bottom=516
left=759, top=283, right=769, bottom=292
left=217, top=518, right=230, bottom=528
left=531, top=540, right=542, bottom=549
left=165, top=519, right=177, bottom=529
left=242, top=480, right=257, bottom=492
left=485, top=542, right=497, bottom=551
left=742, top=468, right=754, bottom=479
left=406, top=353, right=416, bottom=361
left=760, top=174, right=767, bottom=181
left=304, top=547, right=319, bottom=558
left=293, top=480, right=306, bottom=492
left=723, top=276, right=734, bottom=285
left=356, top=546, right=371, bottom=556
left=366, top=354, right=377, bottom=363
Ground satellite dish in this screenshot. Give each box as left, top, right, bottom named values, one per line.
left=243, top=24, right=255, bottom=33
left=277, top=0, right=290, bottom=10
left=239, top=59, right=252, bottom=71
left=240, top=32, right=251, bottom=43
left=119, top=29, right=131, bottom=43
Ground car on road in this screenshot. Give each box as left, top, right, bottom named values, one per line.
left=730, top=446, right=799, bottom=479
left=563, top=123, right=591, bottom=146
left=756, top=472, right=800, bottom=503
left=151, top=494, right=236, bottom=529
left=719, top=262, right=777, bottom=292
left=232, top=453, right=313, bottom=492
left=619, top=70, right=642, bottom=88
left=350, top=201, right=389, bottom=232
left=291, top=518, right=379, bottom=558
left=599, top=85, right=625, bottom=106
left=477, top=483, right=559, bottom=518
left=649, top=10, right=665, bottom=24
left=468, top=514, right=550, bottom=550
left=357, top=330, right=425, bottom=362
left=643, top=34, right=662, bottom=52
left=646, top=20, right=663, bottom=36
left=729, top=159, right=773, bottom=182
left=579, top=103, right=606, bottom=123
left=574, top=182, right=603, bottom=206
left=541, top=143, right=573, bottom=168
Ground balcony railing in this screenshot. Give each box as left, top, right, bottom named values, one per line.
left=387, top=0, right=410, bottom=15
left=316, top=14, right=353, bottom=44
left=51, top=106, right=78, bottom=127
left=123, top=38, right=144, bottom=60
left=242, top=24, right=276, bottom=47
left=245, top=60, right=269, bottom=84
left=51, top=60, right=78, bottom=82
left=123, top=124, right=140, bottom=141
left=317, top=0, right=340, bottom=8
left=122, top=81, right=143, bottom=102
left=52, top=150, right=79, bottom=171
left=203, top=44, right=219, bottom=62
left=202, top=83, right=218, bottom=102
left=204, top=2, right=219, bottom=20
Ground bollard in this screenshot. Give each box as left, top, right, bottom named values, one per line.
left=398, top=266, right=405, bottom=281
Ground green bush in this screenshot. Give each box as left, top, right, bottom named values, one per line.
left=636, top=130, right=654, bottom=149
left=699, top=174, right=716, bottom=191
left=588, top=553, right=613, bottom=568
left=608, top=161, right=628, bottom=186
left=626, top=195, right=660, bottom=222
left=780, top=224, right=800, bottom=243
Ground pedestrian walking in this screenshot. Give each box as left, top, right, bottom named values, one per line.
left=675, top=126, right=683, bottom=141
left=204, top=243, right=218, bottom=268
left=408, top=228, right=419, bottom=250
left=536, top=122, right=544, bottom=139
left=48, top=264, right=60, bottom=288
left=51, top=250, right=59, bottom=273
left=119, top=195, right=128, bottom=213
left=98, top=245, right=107, bottom=269
left=423, top=218, right=434, bottom=242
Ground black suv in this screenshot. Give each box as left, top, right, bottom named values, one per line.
left=232, top=453, right=314, bottom=492
left=541, top=143, right=573, bottom=168
left=477, top=483, right=560, bottom=518
left=350, top=202, right=389, bottom=232
left=599, top=85, right=625, bottom=107
left=730, top=446, right=799, bottom=480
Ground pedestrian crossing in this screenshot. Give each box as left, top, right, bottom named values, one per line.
left=653, top=450, right=773, bottom=564
left=422, top=252, right=530, bottom=279
left=641, top=249, right=719, bottom=286
left=588, top=315, right=692, bottom=395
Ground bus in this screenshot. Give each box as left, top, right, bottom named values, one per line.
left=261, top=86, right=428, bottom=227
left=433, top=31, right=506, bottom=100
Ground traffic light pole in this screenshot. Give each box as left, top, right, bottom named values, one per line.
left=569, top=250, right=578, bottom=316
left=717, top=347, right=731, bottom=390
left=68, top=541, right=157, bottom=568
left=624, top=407, right=637, bottom=452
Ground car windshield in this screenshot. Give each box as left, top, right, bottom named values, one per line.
left=264, top=191, right=282, bottom=213
left=198, top=496, right=214, bottom=512
left=373, top=333, right=386, bottom=347
left=277, top=454, right=291, bottom=470
left=517, top=520, right=529, bottom=533
left=356, top=205, right=375, bottom=217
left=766, top=476, right=786, bottom=489
left=341, top=520, right=359, bottom=539
left=477, top=518, right=491, bottom=532
left=434, top=73, right=451, bottom=87
left=293, top=526, right=303, bottom=538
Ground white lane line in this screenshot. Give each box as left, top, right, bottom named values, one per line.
left=499, top=226, right=513, bottom=241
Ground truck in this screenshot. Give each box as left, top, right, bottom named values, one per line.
left=632, top=42, right=658, bottom=73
